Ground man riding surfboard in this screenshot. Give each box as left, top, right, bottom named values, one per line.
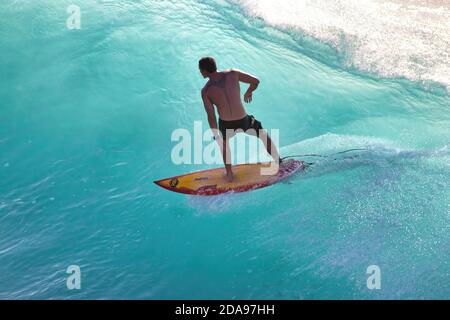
left=199, top=57, right=281, bottom=182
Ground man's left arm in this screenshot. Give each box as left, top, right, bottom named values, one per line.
left=231, top=69, right=260, bottom=103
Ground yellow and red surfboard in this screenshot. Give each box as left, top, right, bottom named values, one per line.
left=154, top=159, right=305, bottom=195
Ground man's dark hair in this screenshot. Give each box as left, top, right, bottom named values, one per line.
left=199, top=57, right=217, bottom=73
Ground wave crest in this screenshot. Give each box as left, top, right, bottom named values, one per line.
left=236, top=0, right=450, bottom=91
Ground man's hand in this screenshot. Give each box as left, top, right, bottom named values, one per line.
left=213, top=133, right=224, bottom=149
left=232, top=69, right=260, bottom=104
left=244, top=91, right=253, bottom=103
left=211, top=129, right=222, bottom=143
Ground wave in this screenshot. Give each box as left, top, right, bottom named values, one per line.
left=281, top=133, right=450, bottom=178
left=234, top=0, right=450, bottom=91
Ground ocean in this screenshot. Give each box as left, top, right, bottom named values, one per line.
left=0, top=0, right=449, bottom=299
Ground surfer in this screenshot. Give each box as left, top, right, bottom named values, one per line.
left=199, top=57, right=281, bottom=182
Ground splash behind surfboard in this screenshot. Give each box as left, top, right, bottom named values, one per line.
left=154, top=159, right=305, bottom=196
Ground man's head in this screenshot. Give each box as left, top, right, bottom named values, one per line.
left=199, top=57, right=217, bottom=78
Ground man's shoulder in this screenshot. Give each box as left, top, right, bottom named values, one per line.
left=201, top=82, right=211, bottom=96
left=226, top=69, right=241, bottom=79
left=228, top=68, right=242, bottom=73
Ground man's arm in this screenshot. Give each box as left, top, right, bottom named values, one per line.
left=232, top=69, right=260, bottom=103
left=201, top=90, right=220, bottom=138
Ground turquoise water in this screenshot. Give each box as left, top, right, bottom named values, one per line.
left=1, top=0, right=449, bottom=299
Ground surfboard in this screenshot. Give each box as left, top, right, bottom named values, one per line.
left=154, top=159, right=305, bottom=196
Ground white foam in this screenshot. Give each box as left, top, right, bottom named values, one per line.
left=236, top=0, right=450, bottom=90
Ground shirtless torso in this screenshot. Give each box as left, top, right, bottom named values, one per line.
left=201, top=69, right=247, bottom=121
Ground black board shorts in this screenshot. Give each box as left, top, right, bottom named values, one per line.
left=218, top=114, right=263, bottom=139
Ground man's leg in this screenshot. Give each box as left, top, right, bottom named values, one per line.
left=258, top=129, right=281, bottom=164
left=222, top=136, right=233, bottom=181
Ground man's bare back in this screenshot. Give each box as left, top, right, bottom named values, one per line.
left=201, top=69, right=251, bottom=121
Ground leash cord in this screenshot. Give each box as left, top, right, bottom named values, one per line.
left=282, top=148, right=368, bottom=167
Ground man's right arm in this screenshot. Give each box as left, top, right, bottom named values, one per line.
left=201, top=90, right=220, bottom=139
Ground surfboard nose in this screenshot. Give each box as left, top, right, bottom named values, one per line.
left=154, top=179, right=168, bottom=188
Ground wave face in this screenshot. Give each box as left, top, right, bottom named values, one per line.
left=236, top=0, right=450, bottom=90
left=1, top=0, right=450, bottom=300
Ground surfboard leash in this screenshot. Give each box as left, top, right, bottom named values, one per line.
left=282, top=148, right=368, bottom=165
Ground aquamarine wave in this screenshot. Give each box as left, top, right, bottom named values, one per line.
left=0, top=0, right=449, bottom=299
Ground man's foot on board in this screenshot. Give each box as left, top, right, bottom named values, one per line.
left=225, top=171, right=234, bottom=182
left=274, top=157, right=283, bottom=170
